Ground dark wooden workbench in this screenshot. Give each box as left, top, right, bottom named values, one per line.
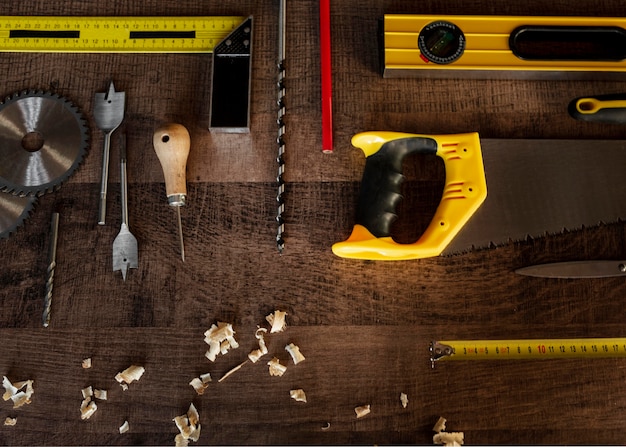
left=3, top=0, right=626, bottom=444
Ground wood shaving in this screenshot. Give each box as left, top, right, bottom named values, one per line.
left=433, top=432, right=464, bottom=446
left=81, top=386, right=93, bottom=399
left=266, top=310, right=287, bottom=333
left=189, top=373, right=212, bottom=395
left=175, top=434, right=190, bottom=447
left=285, top=343, right=305, bottom=364
left=400, top=392, right=409, bottom=408
left=218, top=360, right=248, bottom=383
left=248, top=327, right=269, bottom=363
left=119, top=420, right=130, bottom=434
left=173, top=403, right=201, bottom=445
left=433, top=417, right=447, bottom=433
left=2, top=376, right=34, bottom=409
left=433, top=417, right=464, bottom=446
left=199, top=372, right=212, bottom=383
left=204, top=322, right=239, bottom=362
left=80, top=397, right=97, bottom=420
left=4, top=417, right=16, bottom=426
left=82, top=358, right=92, bottom=369
left=267, top=357, right=287, bottom=376
left=289, top=389, right=307, bottom=402
left=248, top=348, right=265, bottom=363
left=354, top=405, right=371, bottom=418
left=321, top=422, right=331, bottom=431
left=115, top=365, right=145, bottom=389
left=94, top=389, right=108, bottom=400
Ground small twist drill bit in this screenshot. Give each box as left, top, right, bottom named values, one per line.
left=276, top=0, right=287, bottom=253
left=43, top=211, right=60, bottom=327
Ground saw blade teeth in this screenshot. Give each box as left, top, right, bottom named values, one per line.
left=0, top=89, right=90, bottom=197
left=0, top=191, right=37, bottom=239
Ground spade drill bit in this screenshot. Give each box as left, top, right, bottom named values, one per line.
left=153, top=123, right=190, bottom=262
left=93, top=80, right=126, bottom=225
left=112, top=132, right=138, bottom=280
left=43, top=211, right=59, bottom=327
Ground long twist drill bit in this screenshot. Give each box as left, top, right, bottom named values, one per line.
left=276, top=0, right=287, bottom=253
left=43, top=211, right=60, bottom=327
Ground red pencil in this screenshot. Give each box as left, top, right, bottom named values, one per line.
left=320, top=0, right=333, bottom=153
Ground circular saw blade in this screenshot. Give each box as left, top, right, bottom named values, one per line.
left=0, top=191, right=36, bottom=238
left=0, top=90, right=89, bottom=196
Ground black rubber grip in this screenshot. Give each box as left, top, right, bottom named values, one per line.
left=569, top=93, right=626, bottom=124
left=355, top=137, right=438, bottom=238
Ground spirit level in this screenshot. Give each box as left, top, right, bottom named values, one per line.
left=0, top=16, right=245, bottom=53
left=382, top=15, right=626, bottom=79
left=430, top=338, right=626, bottom=365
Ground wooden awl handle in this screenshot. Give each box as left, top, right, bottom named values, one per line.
left=153, top=123, right=190, bottom=206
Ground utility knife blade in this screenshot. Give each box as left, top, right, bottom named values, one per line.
left=515, top=260, right=626, bottom=279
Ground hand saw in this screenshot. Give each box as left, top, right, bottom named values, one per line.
left=332, top=131, right=626, bottom=261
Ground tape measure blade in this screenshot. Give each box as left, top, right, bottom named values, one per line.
left=0, top=16, right=246, bottom=53
left=432, top=338, right=626, bottom=361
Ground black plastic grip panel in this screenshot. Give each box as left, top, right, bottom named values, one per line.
left=568, top=93, right=626, bottom=124
left=355, top=137, right=438, bottom=238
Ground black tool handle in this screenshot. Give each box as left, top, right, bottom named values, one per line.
left=355, top=137, right=438, bottom=238
left=569, top=93, right=626, bottom=124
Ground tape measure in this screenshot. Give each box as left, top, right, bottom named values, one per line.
left=0, top=16, right=245, bottom=53
left=430, top=338, right=626, bottom=364
left=382, top=14, right=626, bottom=79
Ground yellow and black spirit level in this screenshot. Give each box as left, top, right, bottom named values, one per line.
left=382, top=15, right=626, bottom=79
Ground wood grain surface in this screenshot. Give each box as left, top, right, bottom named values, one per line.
left=3, top=0, right=626, bottom=445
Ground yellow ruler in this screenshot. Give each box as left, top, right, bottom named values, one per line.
left=0, top=16, right=246, bottom=52
left=430, top=338, right=626, bottom=364
left=382, top=14, right=626, bottom=78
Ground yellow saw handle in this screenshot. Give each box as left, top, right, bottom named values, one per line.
left=332, top=131, right=486, bottom=260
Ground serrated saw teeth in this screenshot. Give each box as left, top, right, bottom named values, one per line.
left=0, top=90, right=89, bottom=197
left=0, top=191, right=36, bottom=238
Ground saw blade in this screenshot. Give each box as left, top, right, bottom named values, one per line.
left=0, top=90, right=89, bottom=196
left=0, top=191, right=36, bottom=238
left=443, top=138, right=626, bottom=255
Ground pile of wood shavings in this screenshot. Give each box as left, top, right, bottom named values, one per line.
left=433, top=417, right=464, bottom=446
left=80, top=385, right=109, bottom=420
left=173, top=403, right=201, bottom=446
left=204, top=322, right=239, bottom=362
left=2, top=376, right=34, bottom=409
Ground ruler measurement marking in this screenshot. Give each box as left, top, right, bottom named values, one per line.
left=431, top=338, right=626, bottom=363
left=0, top=16, right=244, bottom=52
